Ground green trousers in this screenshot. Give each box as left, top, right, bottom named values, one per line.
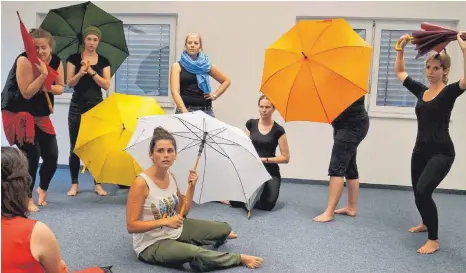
left=138, top=218, right=241, bottom=272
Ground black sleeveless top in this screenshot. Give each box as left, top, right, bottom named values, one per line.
left=1, top=52, right=61, bottom=117
left=179, top=62, right=211, bottom=107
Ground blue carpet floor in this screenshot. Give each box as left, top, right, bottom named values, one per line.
left=29, top=168, right=465, bottom=273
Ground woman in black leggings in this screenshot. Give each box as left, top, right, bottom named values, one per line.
left=395, top=33, right=466, bottom=254
left=66, top=26, right=110, bottom=196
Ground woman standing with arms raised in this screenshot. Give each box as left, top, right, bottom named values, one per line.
left=66, top=26, right=110, bottom=197
left=394, top=32, right=466, bottom=254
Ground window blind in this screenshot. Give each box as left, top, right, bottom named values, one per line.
left=376, top=29, right=427, bottom=107
left=115, top=24, right=171, bottom=96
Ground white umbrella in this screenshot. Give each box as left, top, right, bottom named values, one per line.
left=125, top=110, right=272, bottom=217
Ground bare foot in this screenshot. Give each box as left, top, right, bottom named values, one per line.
left=36, top=188, right=48, bottom=206
left=228, top=231, right=238, bottom=239
left=94, top=185, right=108, bottom=196
left=409, top=224, right=427, bottom=233
left=313, top=212, right=334, bottom=223
left=219, top=200, right=230, bottom=205
left=67, top=185, right=79, bottom=196
left=240, top=254, right=264, bottom=269
left=334, top=207, right=357, bottom=217
left=28, top=199, right=40, bottom=212
left=417, top=240, right=439, bottom=254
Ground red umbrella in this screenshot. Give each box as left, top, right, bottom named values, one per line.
left=17, top=11, right=58, bottom=113
left=395, top=22, right=466, bottom=59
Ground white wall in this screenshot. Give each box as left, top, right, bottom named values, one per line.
left=2, top=1, right=466, bottom=190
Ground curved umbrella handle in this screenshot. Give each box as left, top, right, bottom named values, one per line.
left=395, top=35, right=414, bottom=51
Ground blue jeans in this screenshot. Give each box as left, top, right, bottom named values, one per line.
left=176, top=106, right=215, bottom=118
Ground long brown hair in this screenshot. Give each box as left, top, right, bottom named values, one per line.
left=1, top=147, right=32, bottom=218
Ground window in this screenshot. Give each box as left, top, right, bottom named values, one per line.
left=115, top=24, right=171, bottom=97
left=112, top=15, right=176, bottom=103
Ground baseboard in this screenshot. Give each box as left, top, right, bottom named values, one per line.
left=283, top=178, right=466, bottom=195
left=53, top=164, right=465, bottom=195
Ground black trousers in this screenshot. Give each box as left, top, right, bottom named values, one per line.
left=230, top=177, right=281, bottom=211
left=16, top=126, right=58, bottom=196
left=411, top=148, right=454, bottom=240
left=68, top=100, right=101, bottom=185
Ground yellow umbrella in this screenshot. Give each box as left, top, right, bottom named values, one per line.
left=74, top=93, right=165, bottom=186
left=261, top=18, right=372, bottom=123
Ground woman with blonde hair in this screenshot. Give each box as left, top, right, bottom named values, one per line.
left=170, top=33, right=231, bottom=117
left=394, top=32, right=466, bottom=254
left=1, top=28, right=64, bottom=212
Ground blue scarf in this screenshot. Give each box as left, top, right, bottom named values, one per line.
left=179, top=51, right=212, bottom=93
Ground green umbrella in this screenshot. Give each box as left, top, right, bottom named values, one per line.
left=40, top=1, right=129, bottom=77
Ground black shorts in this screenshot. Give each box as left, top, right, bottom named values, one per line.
left=328, top=118, right=369, bottom=179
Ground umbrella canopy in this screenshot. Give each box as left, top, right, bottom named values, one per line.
left=125, top=110, right=272, bottom=217
left=74, top=93, right=165, bottom=186
left=395, top=22, right=466, bottom=58
left=39, top=1, right=129, bottom=77
left=17, top=11, right=58, bottom=113
left=260, top=18, right=372, bottom=124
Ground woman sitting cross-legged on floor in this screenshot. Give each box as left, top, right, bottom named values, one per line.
left=1, top=147, right=68, bottom=273
left=126, top=127, right=264, bottom=272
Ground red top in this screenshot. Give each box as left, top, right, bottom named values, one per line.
left=1, top=216, right=44, bottom=273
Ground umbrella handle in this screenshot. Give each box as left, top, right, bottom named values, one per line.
left=179, top=155, right=202, bottom=216
left=45, top=92, right=54, bottom=113
left=395, top=36, right=414, bottom=51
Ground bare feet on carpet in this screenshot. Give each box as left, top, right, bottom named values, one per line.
left=409, top=223, right=427, bottom=233
left=334, top=207, right=357, bottom=217
left=417, top=240, right=439, bottom=254
left=94, top=184, right=108, bottom=196
left=313, top=212, right=334, bottom=223
left=28, top=199, right=39, bottom=212
left=67, top=185, right=79, bottom=196
left=240, top=255, right=264, bottom=269
left=36, top=187, right=48, bottom=206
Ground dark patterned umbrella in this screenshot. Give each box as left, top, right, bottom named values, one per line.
left=395, top=22, right=466, bottom=58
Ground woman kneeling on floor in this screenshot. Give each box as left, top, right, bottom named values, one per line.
left=126, top=127, right=264, bottom=272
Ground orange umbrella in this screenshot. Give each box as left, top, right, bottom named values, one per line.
left=260, top=18, right=372, bottom=123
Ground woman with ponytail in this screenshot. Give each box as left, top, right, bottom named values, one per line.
left=394, top=32, right=466, bottom=254
left=170, top=33, right=231, bottom=117
left=1, top=147, right=68, bottom=273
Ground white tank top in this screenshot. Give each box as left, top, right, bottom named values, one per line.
left=132, top=172, right=183, bottom=256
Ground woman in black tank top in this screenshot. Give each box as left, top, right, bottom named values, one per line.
left=1, top=28, right=65, bottom=212
left=170, top=33, right=231, bottom=117
left=66, top=26, right=111, bottom=197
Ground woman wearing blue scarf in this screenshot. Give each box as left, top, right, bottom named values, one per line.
left=170, top=33, right=231, bottom=117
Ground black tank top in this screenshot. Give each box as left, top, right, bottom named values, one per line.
left=179, top=62, right=211, bottom=107
left=1, top=52, right=61, bottom=117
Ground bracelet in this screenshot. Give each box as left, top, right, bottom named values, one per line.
left=91, top=72, right=97, bottom=77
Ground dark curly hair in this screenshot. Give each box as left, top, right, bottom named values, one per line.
left=1, top=147, right=32, bottom=218
left=149, top=127, right=177, bottom=156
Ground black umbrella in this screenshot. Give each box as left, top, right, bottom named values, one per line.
left=40, top=1, right=129, bottom=77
